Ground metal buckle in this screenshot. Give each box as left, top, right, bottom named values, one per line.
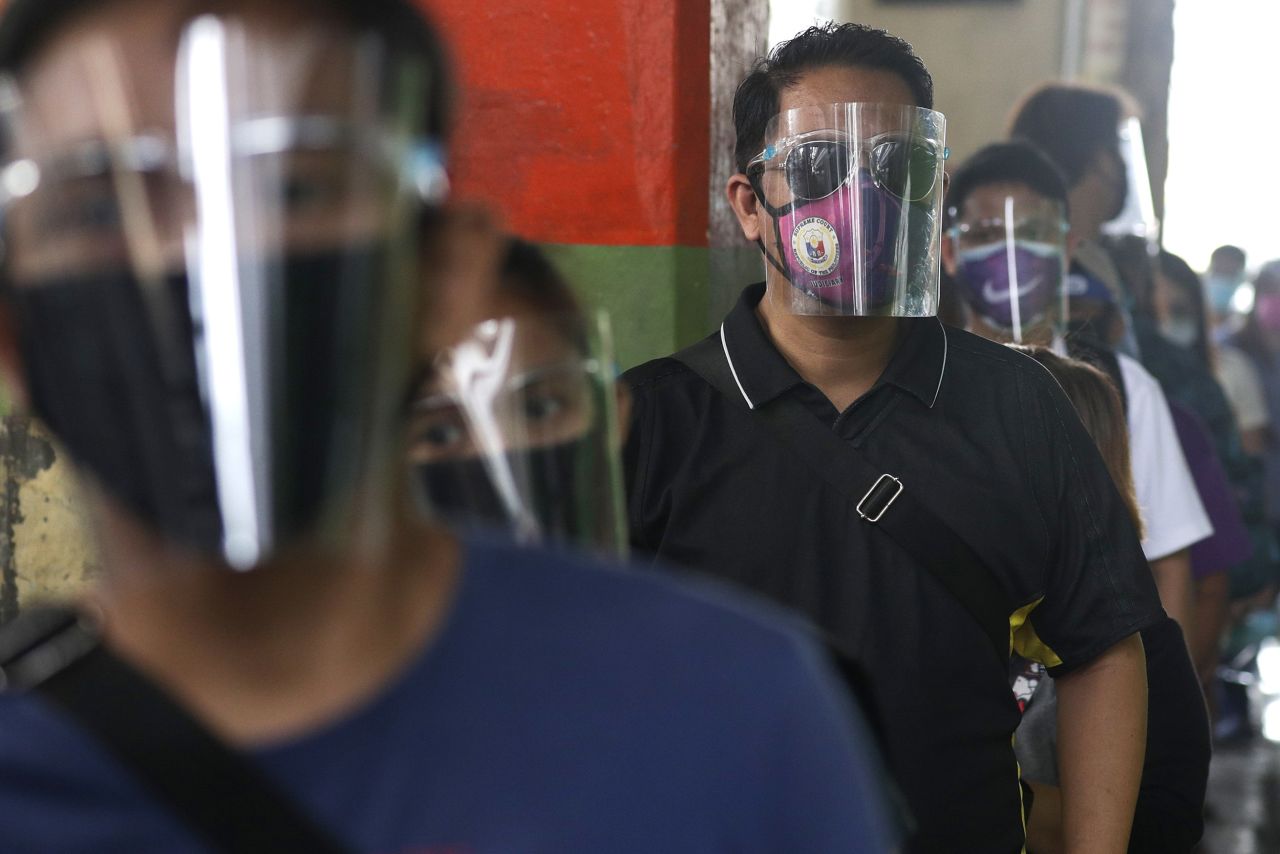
left=856, top=474, right=903, bottom=523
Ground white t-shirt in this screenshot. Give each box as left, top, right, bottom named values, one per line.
left=1119, top=353, right=1214, bottom=561
left=1216, top=345, right=1270, bottom=432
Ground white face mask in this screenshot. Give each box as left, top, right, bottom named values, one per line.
left=1159, top=316, right=1200, bottom=349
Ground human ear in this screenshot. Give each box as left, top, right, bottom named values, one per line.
left=726, top=173, right=764, bottom=243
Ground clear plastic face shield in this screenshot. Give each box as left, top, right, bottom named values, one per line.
left=409, top=313, right=627, bottom=557
left=1101, top=117, right=1159, bottom=243
left=0, top=11, right=446, bottom=569
left=948, top=196, right=1069, bottom=344
left=746, top=103, right=947, bottom=317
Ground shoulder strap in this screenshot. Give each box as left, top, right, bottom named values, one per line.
left=675, top=333, right=1014, bottom=663
left=0, top=607, right=350, bottom=854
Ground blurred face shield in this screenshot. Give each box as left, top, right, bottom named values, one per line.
left=1101, top=117, right=1159, bottom=243
left=746, top=103, right=946, bottom=317
left=948, top=196, right=1069, bottom=344
left=409, top=313, right=627, bottom=557
left=0, top=12, right=447, bottom=569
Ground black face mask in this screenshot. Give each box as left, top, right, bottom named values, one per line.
left=416, top=438, right=592, bottom=545
left=10, top=247, right=392, bottom=561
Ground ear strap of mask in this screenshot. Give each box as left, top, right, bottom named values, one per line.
left=747, top=171, right=794, bottom=282
left=0, top=606, right=352, bottom=854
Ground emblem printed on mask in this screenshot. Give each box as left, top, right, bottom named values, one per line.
left=791, top=216, right=840, bottom=277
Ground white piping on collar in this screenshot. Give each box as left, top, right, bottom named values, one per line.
left=930, top=317, right=948, bottom=409
left=719, top=323, right=756, bottom=410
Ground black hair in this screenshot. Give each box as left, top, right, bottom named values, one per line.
left=1210, top=244, right=1246, bottom=268
left=944, top=140, right=1069, bottom=227
left=499, top=238, right=582, bottom=318
left=498, top=237, right=589, bottom=351
left=732, top=23, right=933, bottom=174
left=1008, top=83, right=1129, bottom=188
left=0, top=0, right=453, bottom=140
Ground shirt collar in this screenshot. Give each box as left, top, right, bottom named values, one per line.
left=720, top=283, right=949, bottom=410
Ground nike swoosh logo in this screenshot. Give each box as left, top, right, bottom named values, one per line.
left=982, top=274, right=1043, bottom=303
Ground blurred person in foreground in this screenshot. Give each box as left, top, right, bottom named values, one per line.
left=0, top=1, right=896, bottom=851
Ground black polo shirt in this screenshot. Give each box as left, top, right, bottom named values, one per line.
left=622, top=283, right=1163, bottom=853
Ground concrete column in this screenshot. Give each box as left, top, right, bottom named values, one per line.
left=422, top=0, right=720, bottom=367
left=709, top=0, right=769, bottom=322
left=0, top=416, right=98, bottom=623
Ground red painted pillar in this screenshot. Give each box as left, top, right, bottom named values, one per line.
left=418, top=0, right=712, bottom=366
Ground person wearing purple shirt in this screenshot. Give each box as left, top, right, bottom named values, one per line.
left=1166, top=400, right=1252, bottom=692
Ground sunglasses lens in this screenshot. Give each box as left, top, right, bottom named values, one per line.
left=787, top=141, right=851, bottom=202
left=870, top=139, right=938, bottom=202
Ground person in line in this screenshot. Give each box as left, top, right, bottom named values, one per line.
left=0, top=2, right=897, bottom=851
left=1230, top=260, right=1280, bottom=596
left=624, top=23, right=1162, bottom=853
left=1008, top=82, right=1141, bottom=356
left=1149, top=250, right=1268, bottom=686
left=1011, top=348, right=1210, bottom=854
left=410, top=236, right=631, bottom=555
left=941, top=140, right=1210, bottom=633
left=1008, top=85, right=1277, bottom=635
left=1108, top=234, right=1279, bottom=621
left=1207, top=244, right=1249, bottom=340
left=1153, top=250, right=1270, bottom=457
left=939, top=138, right=1211, bottom=853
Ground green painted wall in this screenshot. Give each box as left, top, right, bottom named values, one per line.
left=543, top=243, right=707, bottom=370
left=544, top=242, right=761, bottom=369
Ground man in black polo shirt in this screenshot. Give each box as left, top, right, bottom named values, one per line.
left=623, top=24, right=1163, bottom=853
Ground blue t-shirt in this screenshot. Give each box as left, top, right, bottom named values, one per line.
left=0, top=537, right=895, bottom=853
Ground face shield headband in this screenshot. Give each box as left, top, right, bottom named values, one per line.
left=0, top=15, right=447, bottom=570
left=744, top=103, right=947, bottom=317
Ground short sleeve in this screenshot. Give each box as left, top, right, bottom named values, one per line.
left=1120, top=355, right=1214, bottom=561
left=1017, top=363, right=1163, bottom=674
left=1217, top=346, right=1270, bottom=431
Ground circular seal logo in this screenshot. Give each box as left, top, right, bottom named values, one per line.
left=790, top=216, right=839, bottom=277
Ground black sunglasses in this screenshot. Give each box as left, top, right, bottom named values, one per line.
left=749, top=134, right=942, bottom=205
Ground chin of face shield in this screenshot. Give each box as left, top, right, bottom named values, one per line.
left=748, top=103, right=946, bottom=317
left=0, top=15, right=447, bottom=569
left=948, top=197, right=1069, bottom=342
left=410, top=314, right=627, bottom=556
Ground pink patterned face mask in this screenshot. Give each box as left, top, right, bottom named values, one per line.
left=772, top=171, right=908, bottom=312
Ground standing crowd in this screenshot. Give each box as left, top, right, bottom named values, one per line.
left=0, top=1, right=1271, bottom=852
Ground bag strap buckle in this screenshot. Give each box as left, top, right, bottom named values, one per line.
left=0, top=606, right=101, bottom=693
left=857, top=474, right=903, bottom=523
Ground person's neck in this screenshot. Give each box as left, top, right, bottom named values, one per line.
left=86, top=499, right=461, bottom=746
left=756, top=286, right=902, bottom=413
